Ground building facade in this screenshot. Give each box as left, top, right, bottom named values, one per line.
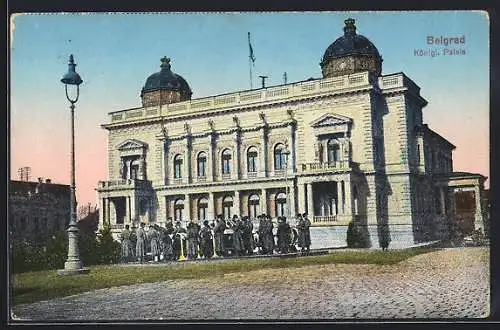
left=96, top=19, right=487, bottom=248
left=9, top=178, right=70, bottom=243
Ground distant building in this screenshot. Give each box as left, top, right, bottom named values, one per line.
left=96, top=18, right=487, bottom=248
left=9, top=178, right=70, bottom=243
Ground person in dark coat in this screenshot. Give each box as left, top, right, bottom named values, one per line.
left=258, top=214, right=271, bottom=255
left=199, top=220, right=214, bottom=259
left=172, top=221, right=186, bottom=261
left=298, top=213, right=312, bottom=253
left=276, top=217, right=292, bottom=254
left=213, top=215, right=226, bottom=257
left=119, top=224, right=133, bottom=262
left=242, top=216, right=254, bottom=255
left=231, top=216, right=244, bottom=256
left=256, top=215, right=265, bottom=254
left=135, top=222, right=147, bottom=263
left=148, top=225, right=161, bottom=262
left=186, top=221, right=200, bottom=260
left=379, top=225, right=391, bottom=251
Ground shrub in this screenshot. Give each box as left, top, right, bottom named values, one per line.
left=346, top=221, right=369, bottom=248
left=97, top=225, right=121, bottom=265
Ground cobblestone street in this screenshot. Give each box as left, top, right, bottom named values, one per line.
left=11, top=247, right=489, bottom=321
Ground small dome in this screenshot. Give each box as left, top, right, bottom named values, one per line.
left=140, top=57, right=192, bottom=100
left=321, top=18, right=381, bottom=65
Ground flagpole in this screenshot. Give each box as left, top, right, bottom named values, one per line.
left=248, top=32, right=253, bottom=90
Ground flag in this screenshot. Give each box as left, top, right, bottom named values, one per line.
left=248, top=32, right=256, bottom=65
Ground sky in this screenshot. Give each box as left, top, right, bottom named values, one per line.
left=10, top=11, right=490, bottom=207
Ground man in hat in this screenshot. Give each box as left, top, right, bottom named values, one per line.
left=302, top=212, right=311, bottom=253
left=242, top=216, right=254, bottom=255
left=149, top=225, right=161, bottom=262
left=119, top=224, right=132, bottom=263
left=231, top=215, right=244, bottom=257
left=186, top=220, right=200, bottom=260
left=213, top=214, right=227, bottom=257
left=135, top=222, right=147, bottom=263
left=277, top=216, right=292, bottom=254
left=199, top=220, right=214, bottom=259
left=172, top=221, right=186, bottom=261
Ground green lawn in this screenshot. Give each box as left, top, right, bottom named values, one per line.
left=11, top=247, right=436, bottom=305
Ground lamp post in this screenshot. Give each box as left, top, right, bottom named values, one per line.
left=57, top=55, right=89, bottom=276
left=282, top=145, right=291, bottom=222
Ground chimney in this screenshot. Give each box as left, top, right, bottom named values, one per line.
left=45, top=179, right=51, bottom=184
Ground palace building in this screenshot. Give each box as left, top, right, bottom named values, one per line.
left=96, top=18, right=487, bottom=248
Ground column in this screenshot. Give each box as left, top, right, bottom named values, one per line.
left=344, top=179, right=352, bottom=217
left=98, top=197, right=104, bottom=228
left=208, top=192, right=215, bottom=220
left=106, top=198, right=111, bottom=226
left=297, top=183, right=305, bottom=214
left=260, top=128, right=268, bottom=178
left=234, top=190, right=240, bottom=216
left=163, top=139, right=169, bottom=185
left=261, top=189, right=267, bottom=215
left=289, top=183, right=296, bottom=220
left=474, top=185, right=484, bottom=231
left=208, top=136, right=214, bottom=182
left=184, top=194, right=191, bottom=221
left=306, top=183, right=314, bottom=217
left=130, top=194, right=136, bottom=225
left=183, top=140, right=191, bottom=184
left=139, top=155, right=146, bottom=180
left=126, top=160, right=132, bottom=180
left=125, top=196, right=130, bottom=223
left=439, top=187, right=446, bottom=215
left=233, top=132, right=241, bottom=180
left=337, top=181, right=344, bottom=214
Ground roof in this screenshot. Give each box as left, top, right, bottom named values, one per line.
left=140, top=57, right=192, bottom=100
left=416, top=124, right=456, bottom=150
left=321, top=18, right=381, bottom=65
left=10, top=180, right=70, bottom=199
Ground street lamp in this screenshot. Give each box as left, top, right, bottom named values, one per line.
left=57, top=55, right=89, bottom=276
left=282, top=145, right=291, bottom=222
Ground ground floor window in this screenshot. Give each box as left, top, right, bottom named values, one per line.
left=223, top=195, right=233, bottom=220
left=198, top=197, right=208, bottom=221
left=275, top=192, right=287, bottom=218
left=174, top=198, right=184, bottom=222
left=248, top=194, right=260, bottom=219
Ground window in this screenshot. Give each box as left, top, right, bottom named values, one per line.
left=174, top=199, right=184, bottom=221
left=174, top=154, right=183, bottom=179
left=275, top=192, right=287, bottom=218
left=247, top=147, right=258, bottom=173
left=327, top=139, right=341, bottom=165
left=248, top=194, right=260, bottom=219
left=222, top=195, right=233, bottom=220
left=222, top=149, right=232, bottom=175
left=274, top=144, right=287, bottom=170
left=197, top=152, right=207, bottom=177
left=130, top=160, right=139, bottom=180
left=198, top=197, right=208, bottom=221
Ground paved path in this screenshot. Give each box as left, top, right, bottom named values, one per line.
left=11, top=247, right=489, bottom=320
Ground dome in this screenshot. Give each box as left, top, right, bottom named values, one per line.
left=321, top=18, right=381, bottom=64
left=140, top=57, right=192, bottom=100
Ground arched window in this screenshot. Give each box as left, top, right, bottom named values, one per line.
left=274, top=143, right=287, bottom=170
left=248, top=194, right=260, bottom=219
left=222, top=149, right=232, bottom=175
left=222, top=195, right=233, bottom=220
left=197, top=152, right=207, bottom=177
left=247, top=147, right=258, bottom=173
left=174, top=154, right=183, bottom=179
left=327, top=139, right=341, bottom=165
left=198, top=197, right=208, bottom=221
left=275, top=192, right=287, bottom=218
left=174, top=198, right=184, bottom=221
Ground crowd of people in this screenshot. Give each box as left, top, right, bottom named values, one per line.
left=118, top=213, right=312, bottom=263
